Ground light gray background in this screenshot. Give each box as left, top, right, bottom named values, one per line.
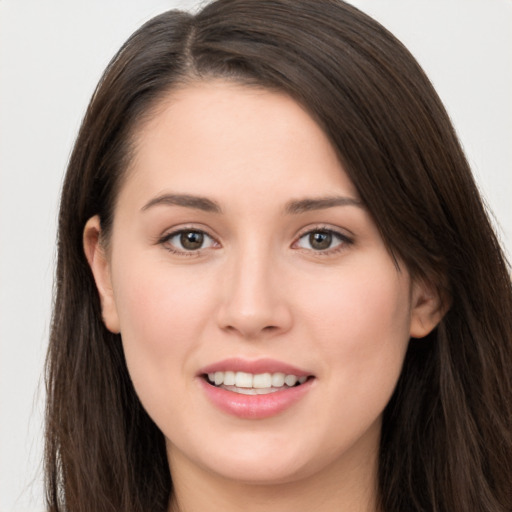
left=1, top=1, right=510, bottom=510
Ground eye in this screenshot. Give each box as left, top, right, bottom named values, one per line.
left=161, top=229, right=217, bottom=253
left=295, top=229, right=350, bottom=252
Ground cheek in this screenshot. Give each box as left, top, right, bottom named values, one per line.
left=113, top=256, right=214, bottom=348
left=109, top=256, right=217, bottom=406
left=302, top=263, right=410, bottom=329
left=287, top=264, right=412, bottom=458
left=296, top=260, right=412, bottom=397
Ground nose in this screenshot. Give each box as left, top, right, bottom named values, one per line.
left=216, top=246, right=293, bottom=340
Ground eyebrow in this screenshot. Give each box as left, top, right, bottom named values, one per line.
left=285, top=196, right=364, bottom=214
left=141, top=193, right=222, bottom=213
left=141, top=193, right=362, bottom=215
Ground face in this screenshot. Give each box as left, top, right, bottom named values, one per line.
left=85, top=81, right=439, bottom=488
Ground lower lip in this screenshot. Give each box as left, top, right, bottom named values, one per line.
left=199, top=377, right=314, bottom=419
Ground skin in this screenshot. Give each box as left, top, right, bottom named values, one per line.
left=84, top=81, right=442, bottom=512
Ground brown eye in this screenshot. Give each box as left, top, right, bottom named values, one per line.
left=309, top=231, right=332, bottom=250
left=295, top=228, right=350, bottom=253
left=180, top=231, right=204, bottom=250
left=162, top=229, right=216, bottom=253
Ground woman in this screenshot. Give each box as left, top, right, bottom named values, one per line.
left=45, top=0, right=512, bottom=510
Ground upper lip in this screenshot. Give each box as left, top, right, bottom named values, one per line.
left=199, top=357, right=313, bottom=377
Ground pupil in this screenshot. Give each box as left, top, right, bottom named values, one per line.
left=180, top=231, right=204, bottom=250
left=310, top=231, right=331, bottom=250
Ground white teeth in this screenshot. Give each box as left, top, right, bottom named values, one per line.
left=222, top=385, right=282, bottom=395
left=284, top=375, right=298, bottom=387
left=208, top=370, right=309, bottom=390
left=256, top=387, right=277, bottom=394
left=214, top=372, right=223, bottom=386
left=271, top=372, right=285, bottom=387
left=235, top=371, right=253, bottom=388
left=253, top=373, right=272, bottom=388
left=224, top=371, right=236, bottom=386
left=231, top=387, right=257, bottom=395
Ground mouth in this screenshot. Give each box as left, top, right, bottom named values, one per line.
left=203, top=371, right=313, bottom=395
left=199, top=360, right=315, bottom=419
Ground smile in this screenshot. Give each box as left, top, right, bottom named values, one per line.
left=206, top=371, right=309, bottom=395
left=199, top=361, right=315, bottom=419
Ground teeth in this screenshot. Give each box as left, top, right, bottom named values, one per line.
left=253, top=373, right=272, bottom=388
left=235, top=371, right=253, bottom=388
left=222, top=385, right=282, bottom=395
left=271, top=372, right=285, bottom=387
left=224, top=371, right=236, bottom=386
left=207, top=371, right=308, bottom=389
left=284, top=375, right=298, bottom=386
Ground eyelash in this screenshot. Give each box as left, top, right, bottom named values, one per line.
left=158, top=226, right=353, bottom=256
left=293, top=226, right=353, bottom=255
left=158, top=228, right=218, bottom=257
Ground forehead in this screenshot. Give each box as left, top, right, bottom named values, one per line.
left=122, top=80, right=358, bottom=208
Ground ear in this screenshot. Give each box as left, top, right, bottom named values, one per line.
left=409, top=279, right=447, bottom=339
left=83, top=216, right=120, bottom=333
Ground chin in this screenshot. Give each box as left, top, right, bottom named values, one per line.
left=167, top=431, right=319, bottom=485
left=206, top=456, right=313, bottom=486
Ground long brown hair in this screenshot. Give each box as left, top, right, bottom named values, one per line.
left=46, top=1, right=512, bottom=510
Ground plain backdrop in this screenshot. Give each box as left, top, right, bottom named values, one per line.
left=0, top=1, right=510, bottom=510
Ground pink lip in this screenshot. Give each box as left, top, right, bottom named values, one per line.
left=199, top=357, right=311, bottom=377
left=197, top=357, right=315, bottom=420
left=198, top=377, right=314, bottom=420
